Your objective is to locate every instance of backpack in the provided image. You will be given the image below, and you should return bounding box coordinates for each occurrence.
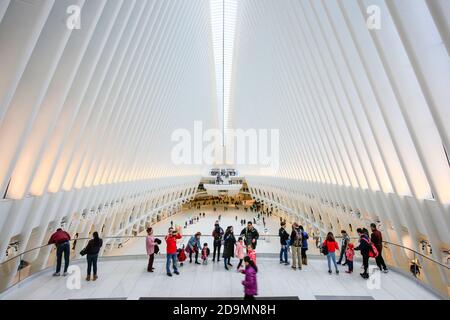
[362,237,378,258]
[321,241,329,255]
[293,229,302,247]
[154,244,160,254]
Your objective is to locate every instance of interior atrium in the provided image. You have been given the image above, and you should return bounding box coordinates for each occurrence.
[0,0,449,301]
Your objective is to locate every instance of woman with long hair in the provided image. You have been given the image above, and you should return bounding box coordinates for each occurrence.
[84,231,103,281]
[146,227,156,272]
[222,226,236,270]
[323,232,339,275]
[241,256,258,300]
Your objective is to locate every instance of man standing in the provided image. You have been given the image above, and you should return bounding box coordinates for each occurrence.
[212,221,224,262]
[278,222,290,265]
[165,227,182,276]
[337,230,350,265]
[290,223,302,270]
[370,223,388,273]
[240,221,259,249]
[48,228,71,276]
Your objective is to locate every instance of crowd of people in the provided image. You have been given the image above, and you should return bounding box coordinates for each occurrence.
[46,208,389,299]
[278,221,389,279]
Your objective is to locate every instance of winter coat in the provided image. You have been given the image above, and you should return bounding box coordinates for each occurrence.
[212,226,224,244]
[235,241,246,259]
[323,240,339,253]
[165,233,181,254]
[188,236,201,252]
[222,233,236,258]
[355,234,371,257]
[146,235,155,255]
[85,238,103,255]
[346,244,355,261]
[279,227,289,245]
[290,228,303,247]
[301,231,309,249]
[240,227,259,249]
[242,265,258,296]
[370,230,383,253]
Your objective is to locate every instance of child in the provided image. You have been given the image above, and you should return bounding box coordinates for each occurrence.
[345,243,354,273]
[235,237,246,270]
[201,243,210,265]
[247,245,256,264]
[241,256,258,300]
[177,244,187,267]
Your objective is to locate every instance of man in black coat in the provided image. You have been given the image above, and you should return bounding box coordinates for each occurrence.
[240,222,259,249]
[279,222,290,265]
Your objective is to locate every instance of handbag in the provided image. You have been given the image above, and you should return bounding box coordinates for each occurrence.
[321,241,328,255]
[80,248,87,256]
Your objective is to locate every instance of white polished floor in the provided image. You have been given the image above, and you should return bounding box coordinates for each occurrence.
[1,256,438,300]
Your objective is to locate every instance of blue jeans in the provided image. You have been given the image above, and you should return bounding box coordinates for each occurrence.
[166,253,178,274]
[280,245,288,263]
[87,254,98,276]
[327,252,339,272]
[56,242,70,273]
[223,257,231,267]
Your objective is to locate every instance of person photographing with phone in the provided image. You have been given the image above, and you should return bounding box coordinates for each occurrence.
[165,227,182,277]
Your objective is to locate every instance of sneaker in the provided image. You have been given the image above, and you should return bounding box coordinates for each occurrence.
[383,269,389,273]
[337,262,341,265]
[228,263,233,267]
[195,262,201,265]
[62,272,68,277]
[174,271,180,275]
[291,266,297,270]
[284,262,290,266]
[336,270,339,275]
[52,272,60,277]
[86,276,90,281]
[279,261,284,264]
[298,267,302,270]
[328,270,332,274]
[167,273,173,277]
[225,266,229,270]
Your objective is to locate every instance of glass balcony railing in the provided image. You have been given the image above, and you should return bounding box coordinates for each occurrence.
[1,234,448,298]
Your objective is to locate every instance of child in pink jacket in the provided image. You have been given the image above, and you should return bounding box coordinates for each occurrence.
[345,243,355,273]
[235,237,246,270]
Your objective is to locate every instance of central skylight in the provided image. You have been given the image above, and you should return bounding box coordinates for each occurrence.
[210,0,237,145]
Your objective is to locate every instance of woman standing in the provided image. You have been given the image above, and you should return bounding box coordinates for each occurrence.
[223,226,236,270]
[84,232,103,281]
[146,227,156,272]
[323,232,339,275]
[241,256,258,300]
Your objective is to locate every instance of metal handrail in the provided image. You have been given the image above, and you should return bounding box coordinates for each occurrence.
[2,234,448,270]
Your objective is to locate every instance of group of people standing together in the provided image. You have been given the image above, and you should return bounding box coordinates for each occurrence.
[279,221,389,279]
[145,219,260,299]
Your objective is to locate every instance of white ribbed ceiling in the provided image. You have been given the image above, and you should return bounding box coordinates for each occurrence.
[0,0,449,297]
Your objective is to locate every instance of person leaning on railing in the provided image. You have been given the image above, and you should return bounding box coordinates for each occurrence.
[48,228,71,277]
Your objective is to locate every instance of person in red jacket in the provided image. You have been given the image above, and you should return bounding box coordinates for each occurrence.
[48,228,71,276]
[323,232,340,275]
[165,227,182,276]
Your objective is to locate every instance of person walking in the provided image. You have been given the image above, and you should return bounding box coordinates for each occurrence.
[279,222,290,265]
[240,221,259,249]
[223,226,236,270]
[323,232,339,275]
[235,237,246,270]
[370,223,388,273]
[355,228,371,279]
[146,227,156,272]
[290,223,302,270]
[165,227,182,277]
[48,228,71,276]
[241,256,258,300]
[187,232,201,264]
[212,221,224,262]
[83,232,103,281]
[299,225,309,265]
[337,230,350,265]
